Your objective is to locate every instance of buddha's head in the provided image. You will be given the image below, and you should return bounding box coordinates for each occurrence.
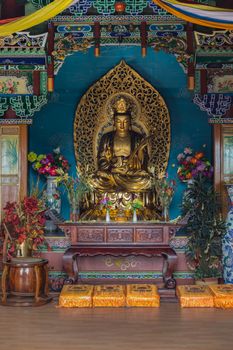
[114,98,131,136]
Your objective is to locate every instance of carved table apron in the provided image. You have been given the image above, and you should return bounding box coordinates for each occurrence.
[60,222,181,289]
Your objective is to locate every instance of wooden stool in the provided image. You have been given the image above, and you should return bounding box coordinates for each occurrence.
[1,258,52,306]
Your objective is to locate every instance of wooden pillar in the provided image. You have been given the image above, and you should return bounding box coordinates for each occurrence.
[186,22,195,90]
[216,0,233,9]
[140,21,147,57]
[47,22,55,92]
[1,0,24,19]
[200,70,208,95]
[94,22,101,57]
[33,71,40,96]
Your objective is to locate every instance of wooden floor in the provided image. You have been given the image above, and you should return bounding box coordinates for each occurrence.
[1,300,233,350]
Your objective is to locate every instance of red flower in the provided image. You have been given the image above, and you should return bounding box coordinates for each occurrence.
[23,197,39,214]
[2,196,46,256]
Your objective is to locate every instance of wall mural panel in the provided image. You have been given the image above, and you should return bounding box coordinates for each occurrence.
[0,75,33,95]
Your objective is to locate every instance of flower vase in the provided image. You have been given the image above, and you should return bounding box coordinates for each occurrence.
[70,201,80,222]
[46,176,61,214]
[132,209,137,223]
[106,209,111,223]
[16,239,32,258]
[163,205,170,222]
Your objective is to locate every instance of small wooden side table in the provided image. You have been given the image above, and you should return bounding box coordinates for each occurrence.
[1,258,52,306]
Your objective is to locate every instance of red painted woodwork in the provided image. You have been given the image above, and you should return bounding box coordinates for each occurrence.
[47,22,55,92]
[1,0,24,19]
[63,244,177,289]
[0,125,28,222]
[200,69,208,95]
[61,223,180,289]
[33,71,41,96]
[216,0,233,9]
[140,21,147,56]
[94,22,101,56]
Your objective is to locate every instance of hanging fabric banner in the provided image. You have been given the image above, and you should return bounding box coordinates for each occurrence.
[0,0,78,37]
[152,0,233,30]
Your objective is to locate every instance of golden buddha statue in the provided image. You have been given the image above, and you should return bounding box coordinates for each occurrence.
[90,98,152,192]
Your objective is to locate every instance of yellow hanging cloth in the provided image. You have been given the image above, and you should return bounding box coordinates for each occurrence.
[152,0,233,30]
[0,0,75,37]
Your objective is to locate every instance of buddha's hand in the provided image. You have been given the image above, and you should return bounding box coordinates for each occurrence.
[127,155,141,171]
[105,145,112,161]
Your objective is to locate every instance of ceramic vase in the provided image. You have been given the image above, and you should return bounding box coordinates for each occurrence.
[163,205,170,222]
[223,184,233,283]
[16,239,32,258]
[106,209,111,223]
[132,209,137,222]
[70,200,80,222]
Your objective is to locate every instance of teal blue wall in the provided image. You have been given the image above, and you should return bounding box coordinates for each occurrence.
[29,46,212,219]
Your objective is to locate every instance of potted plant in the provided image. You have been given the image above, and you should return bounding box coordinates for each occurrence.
[2,196,47,258]
[181,174,226,284]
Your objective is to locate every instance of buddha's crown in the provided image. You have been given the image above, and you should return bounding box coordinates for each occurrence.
[115,97,128,114]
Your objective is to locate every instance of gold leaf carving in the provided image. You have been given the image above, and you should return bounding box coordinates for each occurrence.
[74,60,170,178]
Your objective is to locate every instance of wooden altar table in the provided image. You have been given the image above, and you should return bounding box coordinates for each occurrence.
[61,222,180,291]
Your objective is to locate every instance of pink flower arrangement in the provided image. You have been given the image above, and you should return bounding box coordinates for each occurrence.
[28,148,69,176]
[177,147,213,181]
[99,197,113,210]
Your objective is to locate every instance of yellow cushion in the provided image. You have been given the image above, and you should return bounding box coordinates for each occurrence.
[59,285,93,308]
[126,284,160,307]
[177,285,214,308]
[209,284,233,309]
[93,285,126,307]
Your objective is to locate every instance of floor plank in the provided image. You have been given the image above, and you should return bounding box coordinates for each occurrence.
[0,301,233,350]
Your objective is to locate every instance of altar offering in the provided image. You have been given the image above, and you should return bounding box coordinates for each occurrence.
[176,285,214,308]
[93,285,126,307]
[126,284,160,307]
[59,285,94,308]
[208,284,233,309]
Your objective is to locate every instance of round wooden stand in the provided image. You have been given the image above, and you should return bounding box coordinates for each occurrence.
[1,258,52,306]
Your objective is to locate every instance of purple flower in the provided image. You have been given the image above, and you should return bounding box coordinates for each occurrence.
[46,154,54,162]
[191,169,198,176]
[196,162,206,172]
[41,158,49,165]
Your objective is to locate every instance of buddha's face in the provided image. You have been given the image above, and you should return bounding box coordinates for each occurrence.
[115,114,130,136]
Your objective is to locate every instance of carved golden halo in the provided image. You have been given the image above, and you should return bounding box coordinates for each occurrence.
[74,60,170,178]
